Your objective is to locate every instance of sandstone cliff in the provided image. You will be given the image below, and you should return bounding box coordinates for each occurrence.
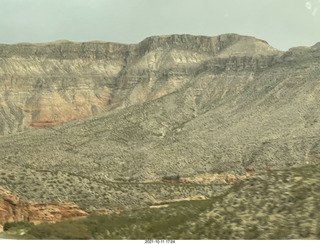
[0,186,87,231]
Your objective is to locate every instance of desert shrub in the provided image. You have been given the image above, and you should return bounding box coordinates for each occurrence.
[162,175,180,182]
[25,221,90,240]
[3,221,34,231]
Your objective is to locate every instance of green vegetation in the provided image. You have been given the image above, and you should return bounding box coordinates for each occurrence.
[3,221,34,232]
[2,163,320,240]
[16,199,215,240]
[0,165,231,211]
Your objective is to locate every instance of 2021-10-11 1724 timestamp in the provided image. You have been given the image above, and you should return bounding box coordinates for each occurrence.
[145,240,175,243]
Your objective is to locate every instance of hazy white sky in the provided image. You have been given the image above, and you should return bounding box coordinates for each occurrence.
[0,0,320,50]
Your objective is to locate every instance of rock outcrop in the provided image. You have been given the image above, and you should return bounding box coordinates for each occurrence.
[0,186,87,231]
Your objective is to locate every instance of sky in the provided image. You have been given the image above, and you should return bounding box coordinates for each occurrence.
[0,0,320,51]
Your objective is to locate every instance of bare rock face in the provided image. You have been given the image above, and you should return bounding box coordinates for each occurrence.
[0,41,129,133]
[26,202,88,225]
[0,34,281,135]
[0,186,87,231]
[0,186,25,230]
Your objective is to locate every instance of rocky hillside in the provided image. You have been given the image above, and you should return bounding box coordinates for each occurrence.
[3,163,320,240]
[0,34,279,134]
[0,34,320,214]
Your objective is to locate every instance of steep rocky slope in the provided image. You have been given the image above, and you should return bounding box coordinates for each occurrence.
[0,34,320,213]
[0,34,279,135]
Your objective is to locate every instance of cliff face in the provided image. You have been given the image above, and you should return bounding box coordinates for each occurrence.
[0,34,281,135]
[0,186,87,231]
[0,41,131,132]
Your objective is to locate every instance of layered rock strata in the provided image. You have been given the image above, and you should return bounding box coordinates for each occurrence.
[0,34,281,135]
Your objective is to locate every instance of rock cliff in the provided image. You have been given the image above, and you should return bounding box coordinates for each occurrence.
[0,34,280,135]
[0,186,87,231]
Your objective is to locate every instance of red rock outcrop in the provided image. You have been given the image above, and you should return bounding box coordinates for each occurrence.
[0,186,87,231]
